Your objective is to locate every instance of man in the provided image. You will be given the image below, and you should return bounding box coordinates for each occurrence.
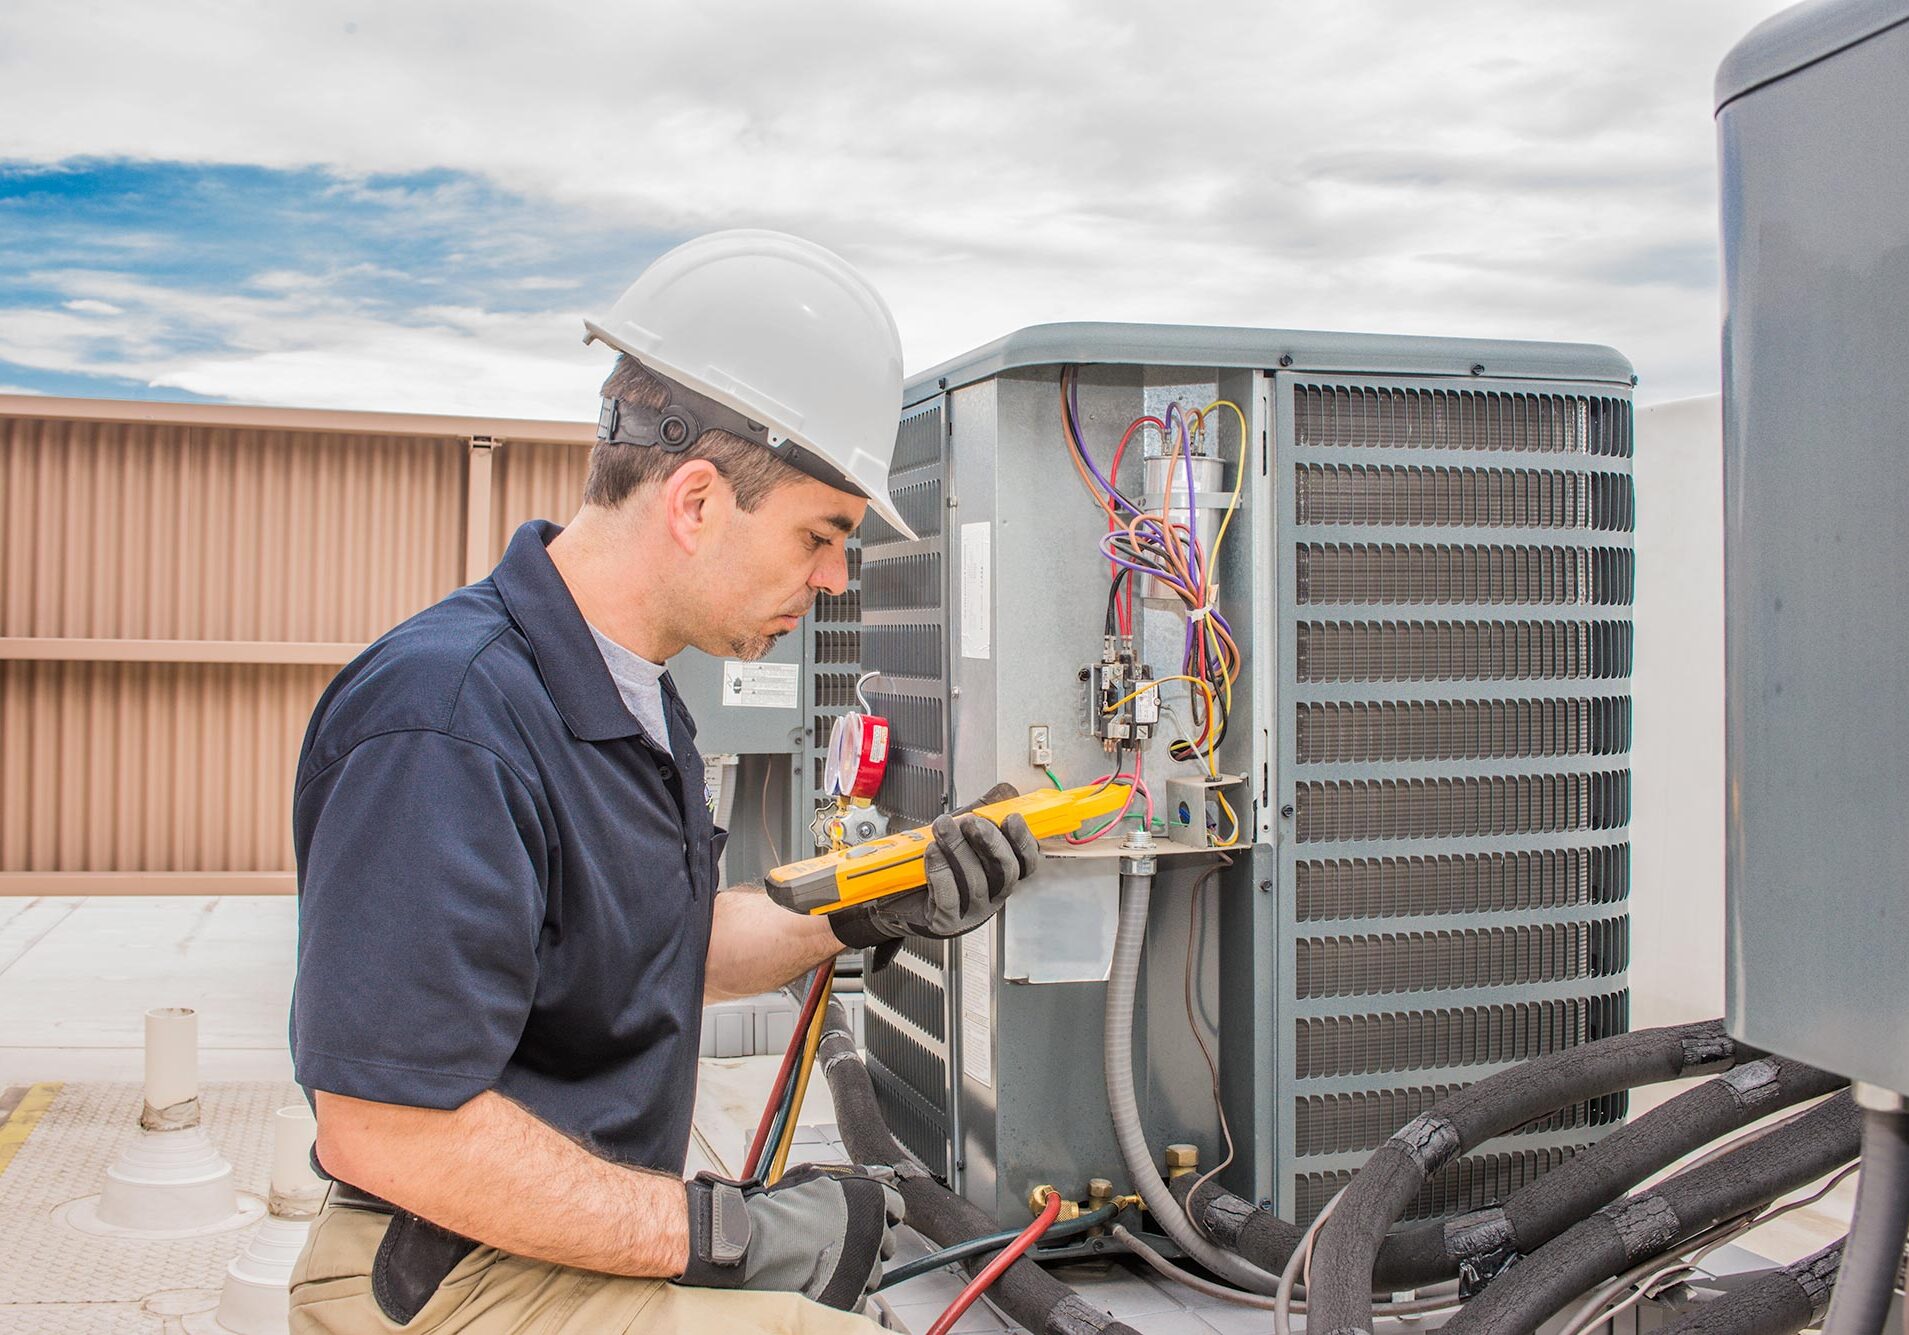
[287,231,1041,1333]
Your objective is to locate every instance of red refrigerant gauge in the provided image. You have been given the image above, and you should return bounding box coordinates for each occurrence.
[824,711,890,802]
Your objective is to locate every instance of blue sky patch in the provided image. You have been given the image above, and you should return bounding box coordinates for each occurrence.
[0,159,681,404]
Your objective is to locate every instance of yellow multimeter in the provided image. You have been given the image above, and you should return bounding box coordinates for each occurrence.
[766,783,1131,915]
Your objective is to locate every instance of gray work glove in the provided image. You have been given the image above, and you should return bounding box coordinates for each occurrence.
[677,1164,904,1310]
[831,782,1042,948]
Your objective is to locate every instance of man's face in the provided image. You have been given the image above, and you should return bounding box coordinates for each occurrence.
[686,475,865,661]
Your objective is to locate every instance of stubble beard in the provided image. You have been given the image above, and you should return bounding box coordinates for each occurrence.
[728,630,785,661]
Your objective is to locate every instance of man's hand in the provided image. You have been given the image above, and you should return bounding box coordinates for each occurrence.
[677,1165,904,1310]
[831,782,1041,947]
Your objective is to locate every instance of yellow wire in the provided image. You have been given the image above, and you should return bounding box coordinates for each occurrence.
[1196,398,1249,717]
[768,967,832,1184]
[1102,674,1220,775]
[1213,790,1241,847]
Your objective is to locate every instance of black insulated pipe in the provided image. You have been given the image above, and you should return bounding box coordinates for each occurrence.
[1175,1055,1843,1290]
[814,1000,1144,1335]
[1437,1091,1861,1335]
[1306,1018,1749,1334]
[1654,1239,1844,1335]
[1822,1099,1909,1335]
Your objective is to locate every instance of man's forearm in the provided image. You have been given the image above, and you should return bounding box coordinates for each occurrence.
[704,885,852,1002]
[315,1088,688,1277]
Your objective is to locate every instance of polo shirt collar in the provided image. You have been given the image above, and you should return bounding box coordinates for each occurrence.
[492,520,646,744]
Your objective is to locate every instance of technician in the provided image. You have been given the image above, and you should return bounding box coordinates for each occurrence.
[287,231,1041,1333]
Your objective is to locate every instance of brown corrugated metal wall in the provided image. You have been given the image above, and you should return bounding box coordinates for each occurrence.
[0,396,596,894]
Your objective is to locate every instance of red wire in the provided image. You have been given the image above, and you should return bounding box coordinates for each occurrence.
[742,963,832,1179]
[926,1190,1065,1335]
[1106,417,1159,637]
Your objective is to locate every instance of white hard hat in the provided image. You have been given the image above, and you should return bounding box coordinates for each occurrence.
[583,230,915,541]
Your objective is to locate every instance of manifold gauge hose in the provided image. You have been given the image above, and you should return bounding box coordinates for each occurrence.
[824,710,890,802]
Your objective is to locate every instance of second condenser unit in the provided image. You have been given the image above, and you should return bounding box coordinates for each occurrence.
[846,324,1635,1228]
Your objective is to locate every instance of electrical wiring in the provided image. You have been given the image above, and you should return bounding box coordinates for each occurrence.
[926,1188,1065,1335]
[1066,753,1151,845]
[1182,856,1236,1231]
[1042,766,1063,791]
[1060,367,1247,779]
[1102,674,1221,773]
[1113,1225,1464,1318]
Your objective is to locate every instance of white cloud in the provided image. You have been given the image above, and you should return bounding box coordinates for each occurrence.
[0,268,601,417]
[0,0,1792,405]
[61,298,124,315]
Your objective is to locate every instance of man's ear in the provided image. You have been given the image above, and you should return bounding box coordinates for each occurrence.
[660,459,724,554]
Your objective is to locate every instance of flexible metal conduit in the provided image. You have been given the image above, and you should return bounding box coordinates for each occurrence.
[1822,1094,1909,1335]
[1305,1017,1752,1334]
[1175,1055,1843,1290]
[1439,1092,1861,1335]
[814,1000,1144,1335]
[1104,854,1284,1294]
[1653,1240,1844,1335]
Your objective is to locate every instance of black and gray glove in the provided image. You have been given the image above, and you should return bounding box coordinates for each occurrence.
[677,1164,904,1310]
[831,783,1041,948]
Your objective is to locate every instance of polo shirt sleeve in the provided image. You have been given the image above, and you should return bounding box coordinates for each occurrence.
[292,728,547,1110]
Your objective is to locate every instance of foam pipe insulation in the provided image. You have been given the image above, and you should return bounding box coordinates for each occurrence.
[1438,1092,1860,1335]
[1176,1055,1844,1291]
[1654,1240,1844,1335]
[1304,1017,1754,1334]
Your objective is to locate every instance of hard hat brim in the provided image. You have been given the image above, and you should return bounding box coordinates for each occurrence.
[584,318,918,542]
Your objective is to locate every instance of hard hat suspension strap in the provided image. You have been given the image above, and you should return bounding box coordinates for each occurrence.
[598,364,871,504]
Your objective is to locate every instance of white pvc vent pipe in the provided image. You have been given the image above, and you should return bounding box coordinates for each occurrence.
[269,1104,323,1219]
[142,1006,201,1131]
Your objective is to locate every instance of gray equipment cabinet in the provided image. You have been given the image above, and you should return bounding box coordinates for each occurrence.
[855,323,1637,1227]
[1718,0,1909,1091]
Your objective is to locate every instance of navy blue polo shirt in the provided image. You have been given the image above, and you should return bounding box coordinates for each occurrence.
[290,520,724,1174]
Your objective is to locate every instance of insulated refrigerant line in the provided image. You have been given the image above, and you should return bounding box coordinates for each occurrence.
[1174,1054,1846,1290]
[1303,1017,1756,1333]
[1438,1092,1860,1335]
[1103,852,1284,1294]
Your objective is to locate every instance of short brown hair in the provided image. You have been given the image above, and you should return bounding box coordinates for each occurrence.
[583,355,807,510]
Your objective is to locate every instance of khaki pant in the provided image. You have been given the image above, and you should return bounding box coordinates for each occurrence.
[289,1201,883,1334]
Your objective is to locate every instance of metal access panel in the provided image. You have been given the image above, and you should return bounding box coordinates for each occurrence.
[1242,374,1636,1222]
[1718,1,1909,1090]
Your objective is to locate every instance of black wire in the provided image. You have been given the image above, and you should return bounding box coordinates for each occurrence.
[1104,567,1130,638]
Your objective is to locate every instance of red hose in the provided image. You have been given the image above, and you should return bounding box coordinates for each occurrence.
[926,1188,1065,1335]
[742,963,832,1179]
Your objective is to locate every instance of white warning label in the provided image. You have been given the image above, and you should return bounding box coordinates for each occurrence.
[960,521,992,661]
[720,660,800,709]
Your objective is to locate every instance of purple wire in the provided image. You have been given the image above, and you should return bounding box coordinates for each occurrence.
[1067,370,1175,552]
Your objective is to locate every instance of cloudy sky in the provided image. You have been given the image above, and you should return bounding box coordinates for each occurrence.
[0,1,1788,417]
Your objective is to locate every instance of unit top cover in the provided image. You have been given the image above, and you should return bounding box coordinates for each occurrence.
[903,321,1634,406]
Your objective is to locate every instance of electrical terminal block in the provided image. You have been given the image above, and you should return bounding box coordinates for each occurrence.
[1084,637,1157,749]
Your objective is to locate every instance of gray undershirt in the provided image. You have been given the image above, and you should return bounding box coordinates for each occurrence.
[586,622,670,747]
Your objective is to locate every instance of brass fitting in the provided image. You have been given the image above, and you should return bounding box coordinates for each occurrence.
[1114,1194,1145,1212]
[1164,1144,1200,1179]
[1026,1185,1080,1222]
[1086,1177,1114,1208]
